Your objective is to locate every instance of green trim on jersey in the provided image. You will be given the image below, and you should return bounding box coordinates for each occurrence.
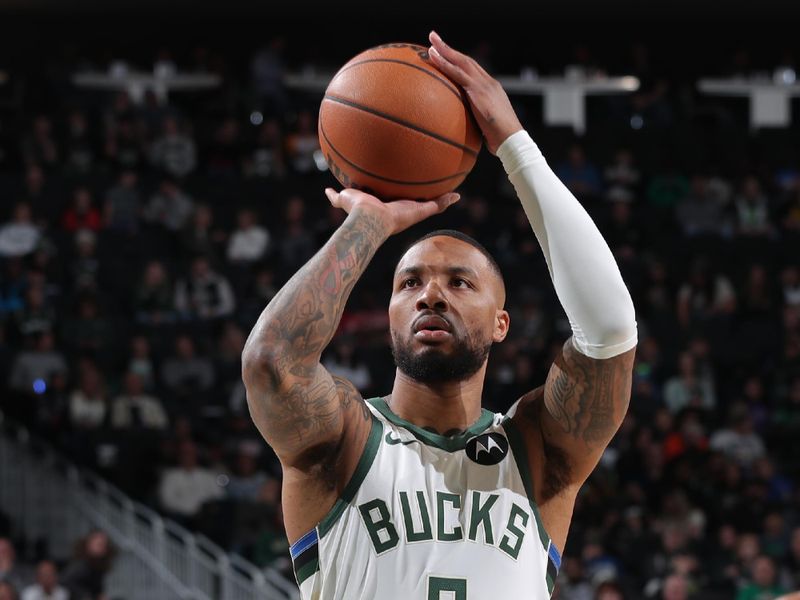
[368,397,494,451]
[296,558,319,585]
[318,415,384,538]
[501,418,551,552]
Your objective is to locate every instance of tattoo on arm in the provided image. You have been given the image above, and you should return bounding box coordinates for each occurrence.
[242,210,386,456]
[543,338,634,450]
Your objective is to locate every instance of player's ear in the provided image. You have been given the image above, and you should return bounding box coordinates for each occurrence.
[493,309,510,343]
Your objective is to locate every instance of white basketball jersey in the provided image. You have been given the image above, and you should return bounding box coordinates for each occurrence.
[289,397,561,600]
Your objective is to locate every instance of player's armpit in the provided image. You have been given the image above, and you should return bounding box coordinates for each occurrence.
[521,338,635,496]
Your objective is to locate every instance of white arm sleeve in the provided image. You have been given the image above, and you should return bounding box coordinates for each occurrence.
[497,130,637,359]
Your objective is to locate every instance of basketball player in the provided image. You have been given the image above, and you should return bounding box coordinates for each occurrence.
[242,31,637,599]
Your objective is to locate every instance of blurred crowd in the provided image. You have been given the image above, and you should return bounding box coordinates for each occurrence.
[0,529,116,600]
[0,36,799,600]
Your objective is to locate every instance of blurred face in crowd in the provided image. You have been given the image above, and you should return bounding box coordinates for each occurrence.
[752,556,776,587]
[389,236,508,384]
[124,371,144,395]
[191,257,210,279]
[791,528,800,558]
[0,538,15,567]
[0,581,17,600]
[175,336,195,359]
[178,441,198,469]
[36,561,58,592]
[86,530,110,557]
[662,574,688,600]
[144,261,167,287]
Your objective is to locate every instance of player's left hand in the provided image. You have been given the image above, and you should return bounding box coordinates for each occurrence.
[427,30,523,155]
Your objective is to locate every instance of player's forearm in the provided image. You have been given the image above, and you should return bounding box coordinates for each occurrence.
[242,207,390,383]
[497,131,637,359]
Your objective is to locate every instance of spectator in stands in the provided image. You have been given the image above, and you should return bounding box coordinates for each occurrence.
[60,530,116,600]
[21,560,68,600]
[68,361,108,430]
[676,257,737,330]
[134,260,176,325]
[322,336,372,393]
[780,266,800,307]
[20,116,59,169]
[158,440,224,524]
[710,404,767,469]
[675,174,733,238]
[734,176,773,238]
[143,179,194,232]
[205,117,243,177]
[103,170,141,234]
[243,118,286,180]
[67,229,101,294]
[110,371,168,430]
[555,143,603,200]
[126,335,156,391]
[174,256,235,320]
[0,538,27,593]
[603,148,641,203]
[178,203,226,267]
[60,188,102,234]
[148,116,196,178]
[62,110,95,175]
[0,203,40,258]
[284,110,320,174]
[275,195,315,279]
[59,295,113,361]
[12,283,56,340]
[250,37,289,118]
[226,207,270,265]
[160,334,216,401]
[226,444,269,501]
[662,351,716,413]
[8,332,68,396]
[736,555,785,600]
[103,118,144,171]
[557,556,593,600]
[784,528,800,590]
[661,573,690,600]
[594,580,626,600]
[0,581,18,600]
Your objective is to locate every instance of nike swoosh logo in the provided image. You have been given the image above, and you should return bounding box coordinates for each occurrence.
[385,432,418,446]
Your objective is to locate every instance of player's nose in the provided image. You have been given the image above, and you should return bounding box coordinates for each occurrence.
[415,280,448,312]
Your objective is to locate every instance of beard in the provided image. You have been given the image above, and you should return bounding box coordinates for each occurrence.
[391,329,492,384]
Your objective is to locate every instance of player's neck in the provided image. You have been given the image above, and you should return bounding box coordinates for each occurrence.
[387,366,486,435]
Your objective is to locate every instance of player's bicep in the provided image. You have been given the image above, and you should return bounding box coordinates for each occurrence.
[244,362,368,468]
[540,338,635,485]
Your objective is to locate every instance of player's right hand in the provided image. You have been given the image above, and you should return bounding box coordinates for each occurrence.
[325,188,460,236]
[428,30,523,155]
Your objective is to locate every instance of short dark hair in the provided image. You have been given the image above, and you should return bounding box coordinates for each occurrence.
[403,229,505,289]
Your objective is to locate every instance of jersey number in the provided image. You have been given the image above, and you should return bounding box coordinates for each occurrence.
[427,576,467,600]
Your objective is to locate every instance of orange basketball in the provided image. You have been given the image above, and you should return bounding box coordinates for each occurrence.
[318,43,482,200]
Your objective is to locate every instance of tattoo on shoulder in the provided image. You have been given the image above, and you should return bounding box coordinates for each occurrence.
[543,339,634,449]
[332,375,371,422]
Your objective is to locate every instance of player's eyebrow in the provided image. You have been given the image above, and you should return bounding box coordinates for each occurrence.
[395,265,479,280]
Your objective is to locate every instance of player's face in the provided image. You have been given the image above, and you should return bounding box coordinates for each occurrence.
[389,237,509,384]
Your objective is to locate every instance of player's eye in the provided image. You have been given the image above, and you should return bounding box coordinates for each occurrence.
[452,277,470,288]
[401,278,419,288]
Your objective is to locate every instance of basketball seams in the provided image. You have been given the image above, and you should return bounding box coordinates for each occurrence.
[322,95,479,157]
[334,58,463,104]
[319,122,470,187]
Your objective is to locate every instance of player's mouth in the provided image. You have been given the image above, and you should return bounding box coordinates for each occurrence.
[413,314,453,341]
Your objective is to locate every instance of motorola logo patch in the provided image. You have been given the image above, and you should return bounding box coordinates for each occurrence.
[465,432,509,465]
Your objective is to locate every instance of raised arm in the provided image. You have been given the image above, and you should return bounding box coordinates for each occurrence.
[241,188,459,469]
[429,32,637,499]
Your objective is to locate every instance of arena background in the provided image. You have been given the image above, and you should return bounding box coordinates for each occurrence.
[0,2,799,599]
